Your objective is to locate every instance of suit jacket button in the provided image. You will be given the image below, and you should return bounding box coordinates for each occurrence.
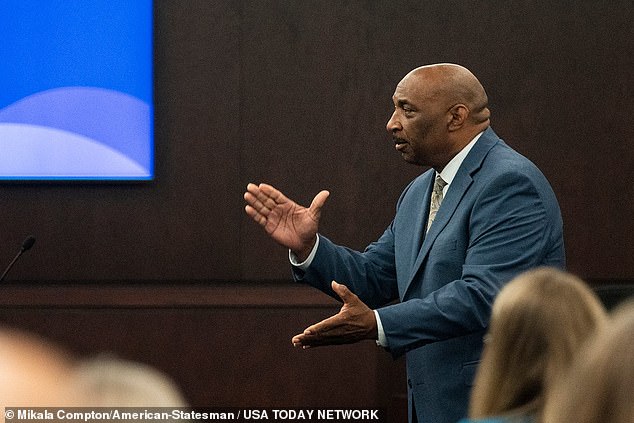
[407,379,413,388]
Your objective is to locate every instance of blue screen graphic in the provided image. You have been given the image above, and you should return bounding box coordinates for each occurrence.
[0,1,153,180]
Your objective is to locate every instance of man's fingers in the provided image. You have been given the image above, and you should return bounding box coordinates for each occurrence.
[291,319,335,347]
[247,183,329,219]
[291,334,303,347]
[292,332,316,349]
[292,328,347,348]
[244,205,267,226]
[258,183,291,208]
[310,190,330,214]
[244,185,270,212]
[291,332,322,349]
[298,314,346,343]
[246,183,282,212]
[244,192,272,216]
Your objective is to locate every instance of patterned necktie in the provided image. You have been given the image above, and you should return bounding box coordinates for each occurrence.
[427,175,447,232]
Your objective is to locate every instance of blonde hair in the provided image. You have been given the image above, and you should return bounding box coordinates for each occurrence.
[72,354,188,407]
[469,267,607,418]
[542,300,634,423]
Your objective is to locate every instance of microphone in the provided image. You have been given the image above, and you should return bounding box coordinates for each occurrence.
[0,235,36,282]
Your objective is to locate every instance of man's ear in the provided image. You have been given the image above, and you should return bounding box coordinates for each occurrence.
[447,104,469,131]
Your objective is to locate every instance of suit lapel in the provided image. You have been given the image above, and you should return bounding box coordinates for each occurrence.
[403,128,500,298]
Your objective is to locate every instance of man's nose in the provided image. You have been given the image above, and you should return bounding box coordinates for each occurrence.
[386,111,401,133]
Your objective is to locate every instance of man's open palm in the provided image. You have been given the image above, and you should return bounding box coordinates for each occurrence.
[244,183,329,260]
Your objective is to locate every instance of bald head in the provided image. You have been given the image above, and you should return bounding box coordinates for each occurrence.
[387,64,491,169]
[406,64,490,126]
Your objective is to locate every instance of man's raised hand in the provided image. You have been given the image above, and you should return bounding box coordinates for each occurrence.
[244,183,329,261]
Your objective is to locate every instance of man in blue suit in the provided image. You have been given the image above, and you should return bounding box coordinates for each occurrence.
[244,64,565,423]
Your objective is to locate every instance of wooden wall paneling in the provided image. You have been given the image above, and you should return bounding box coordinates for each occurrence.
[0,282,402,411]
[0,1,631,282]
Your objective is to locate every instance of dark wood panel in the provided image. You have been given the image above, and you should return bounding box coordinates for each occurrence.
[0,282,405,413]
[0,281,339,308]
[2,2,630,421]
[0,308,388,407]
[238,0,634,280]
[1,279,629,415]
[0,0,631,283]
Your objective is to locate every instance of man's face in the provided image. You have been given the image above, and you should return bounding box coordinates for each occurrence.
[386,73,450,168]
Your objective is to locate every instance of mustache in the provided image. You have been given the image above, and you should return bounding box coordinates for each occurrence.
[393,137,408,144]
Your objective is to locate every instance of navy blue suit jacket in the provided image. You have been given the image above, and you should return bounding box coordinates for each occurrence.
[293,128,565,423]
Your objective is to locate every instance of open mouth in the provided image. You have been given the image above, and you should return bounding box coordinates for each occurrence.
[394,138,408,151]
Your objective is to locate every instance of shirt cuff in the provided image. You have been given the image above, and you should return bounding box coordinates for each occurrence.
[374,310,388,347]
[288,235,320,271]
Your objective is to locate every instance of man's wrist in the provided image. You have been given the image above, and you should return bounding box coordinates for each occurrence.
[374,310,388,347]
[294,239,316,263]
[289,235,320,270]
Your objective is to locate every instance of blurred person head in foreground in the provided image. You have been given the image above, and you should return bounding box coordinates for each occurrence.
[542,299,634,423]
[464,267,607,423]
[72,353,188,407]
[0,327,78,409]
[0,326,187,414]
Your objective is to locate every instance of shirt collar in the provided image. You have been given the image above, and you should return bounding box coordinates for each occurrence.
[437,131,484,189]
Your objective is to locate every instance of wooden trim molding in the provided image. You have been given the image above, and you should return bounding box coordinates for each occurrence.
[0,279,630,309]
[0,281,341,308]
